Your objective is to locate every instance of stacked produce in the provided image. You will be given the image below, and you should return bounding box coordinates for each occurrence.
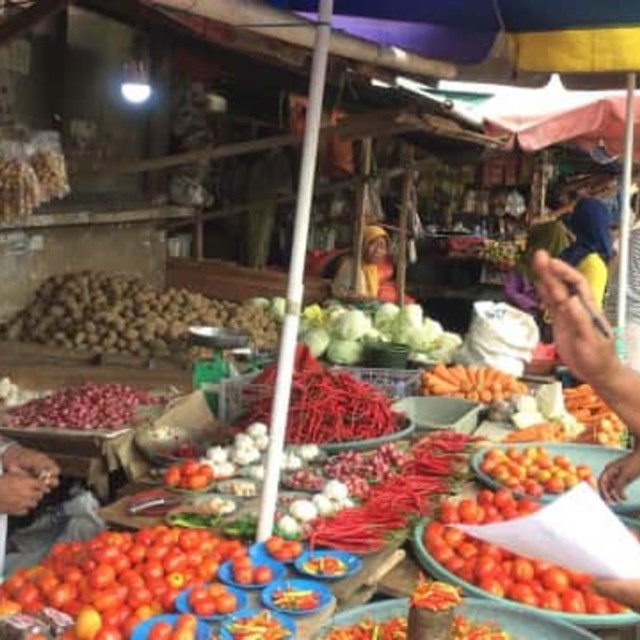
[3,271,279,355]
[0,158,41,220]
[309,432,476,553]
[423,490,627,615]
[2,383,162,431]
[422,364,528,403]
[237,355,402,445]
[31,149,70,203]
[298,302,462,365]
[0,527,247,638]
[478,446,596,497]
[564,384,627,447]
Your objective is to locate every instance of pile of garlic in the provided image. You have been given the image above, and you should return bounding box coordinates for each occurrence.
[0,377,38,408]
[277,479,352,539]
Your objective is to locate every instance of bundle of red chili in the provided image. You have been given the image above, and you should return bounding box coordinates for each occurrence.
[272,585,320,611]
[411,580,461,611]
[322,617,407,640]
[402,432,479,478]
[238,348,400,444]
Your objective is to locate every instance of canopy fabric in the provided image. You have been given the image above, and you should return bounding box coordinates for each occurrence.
[478,91,640,159]
[268,1,640,72]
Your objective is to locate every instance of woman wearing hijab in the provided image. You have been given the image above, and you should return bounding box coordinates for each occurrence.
[332,225,409,302]
[504,221,570,314]
[559,198,613,308]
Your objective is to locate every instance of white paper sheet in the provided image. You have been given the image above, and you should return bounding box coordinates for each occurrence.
[456,483,640,579]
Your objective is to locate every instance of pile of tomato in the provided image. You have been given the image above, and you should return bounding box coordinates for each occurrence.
[264,536,303,563]
[424,489,627,615]
[0,527,247,639]
[163,460,216,491]
[229,557,274,586]
[479,447,596,497]
[186,584,238,618]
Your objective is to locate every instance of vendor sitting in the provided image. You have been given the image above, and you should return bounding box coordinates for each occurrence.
[331,225,411,303]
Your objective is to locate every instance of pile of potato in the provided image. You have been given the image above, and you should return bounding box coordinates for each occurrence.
[3,271,279,356]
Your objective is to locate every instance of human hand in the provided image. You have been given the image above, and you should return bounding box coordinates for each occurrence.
[593,578,640,612]
[0,473,47,515]
[2,446,60,491]
[598,450,640,503]
[532,250,618,384]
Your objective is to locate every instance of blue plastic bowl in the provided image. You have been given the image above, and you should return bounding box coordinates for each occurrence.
[131,615,210,640]
[294,550,362,581]
[219,607,296,640]
[174,584,248,620]
[261,578,334,616]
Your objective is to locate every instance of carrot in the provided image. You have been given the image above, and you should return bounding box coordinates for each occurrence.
[503,422,565,443]
[432,364,459,386]
[479,389,493,404]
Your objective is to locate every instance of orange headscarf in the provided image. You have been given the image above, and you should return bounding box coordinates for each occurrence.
[361,226,389,297]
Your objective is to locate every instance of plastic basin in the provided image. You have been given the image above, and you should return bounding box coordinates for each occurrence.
[393,396,482,434]
[314,597,599,639]
[470,442,640,513]
[411,517,640,629]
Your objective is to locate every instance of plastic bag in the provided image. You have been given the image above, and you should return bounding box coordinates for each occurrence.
[30,130,70,203]
[4,486,105,575]
[457,301,539,377]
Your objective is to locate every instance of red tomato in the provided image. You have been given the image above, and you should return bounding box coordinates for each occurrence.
[478,578,505,598]
[16,584,40,610]
[215,592,237,615]
[539,591,563,611]
[585,593,611,615]
[193,597,217,617]
[148,622,173,640]
[143,561,165,582]
[493,489,515,511]
[508,583,538,607]
[541,568,570,594]
[128,545,147,565]
[163,552,188,575]
[440,502,460,525]
[89,565,116,591]
[252,566,273,585]
[187,473,210,491]
[181,461,200,477]
[443,556,466,575]
[48,583,78,610]
[562,590,587,614]
[475,555,498,581]
[147,545,170,563]
[458,500,482,524]
[128,588,153,610]
[179,531,201,552]
[94,627,123,640]
[511,559,534,583]
[458,542,478,560]
[477,490,495,507]
[443,528,464,549]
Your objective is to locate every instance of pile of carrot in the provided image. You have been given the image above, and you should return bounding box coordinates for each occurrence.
[421,364,528,403]
[502,421,565,443]
[564,384,627,447]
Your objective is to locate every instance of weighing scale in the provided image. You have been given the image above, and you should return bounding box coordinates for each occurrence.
[189,327,271,415]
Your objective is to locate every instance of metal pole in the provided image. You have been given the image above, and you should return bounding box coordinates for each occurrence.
[351,138,373,293]
[257,0,333,542]
[615,72,636,361]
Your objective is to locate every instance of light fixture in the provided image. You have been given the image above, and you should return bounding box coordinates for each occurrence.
[121,59,151,104]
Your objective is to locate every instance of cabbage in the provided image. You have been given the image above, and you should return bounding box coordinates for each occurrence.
[270,297,286,322]
[426,332,463,363]
[302,304,326,328]
[326,339,364,365]
[374,303,400,333]
[391,304,424,343]
[332,310,372,341]
[302,328,331,358]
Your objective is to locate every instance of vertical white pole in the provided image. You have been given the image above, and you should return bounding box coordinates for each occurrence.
[615,72,636,360]
[257,0,334,542]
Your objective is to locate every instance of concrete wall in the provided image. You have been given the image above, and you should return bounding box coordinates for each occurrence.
[0,223,166,322]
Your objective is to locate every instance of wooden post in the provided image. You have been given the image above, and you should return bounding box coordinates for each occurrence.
[351,138,373,293]
[397,144,414,305]
[195,208,204,260]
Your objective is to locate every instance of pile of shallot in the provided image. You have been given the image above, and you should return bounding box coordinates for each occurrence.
[3,383,162,431]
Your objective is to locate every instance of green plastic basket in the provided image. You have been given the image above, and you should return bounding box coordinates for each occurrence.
[392,396,482,434]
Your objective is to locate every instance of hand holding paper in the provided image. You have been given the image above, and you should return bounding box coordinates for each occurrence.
[456,483,640,580]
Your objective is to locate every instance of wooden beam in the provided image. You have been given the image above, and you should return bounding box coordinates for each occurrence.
[351,138,373,293]
[397,144,415,305]
[0,0,70,45]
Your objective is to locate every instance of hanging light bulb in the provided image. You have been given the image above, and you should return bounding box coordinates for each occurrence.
[121,37,152,105]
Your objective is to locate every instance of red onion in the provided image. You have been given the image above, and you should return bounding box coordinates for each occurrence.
[3,383,163,431]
